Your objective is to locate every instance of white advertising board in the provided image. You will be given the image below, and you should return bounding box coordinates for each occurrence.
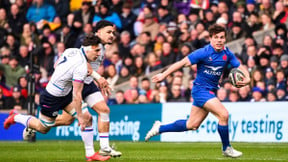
[161,102,288,142]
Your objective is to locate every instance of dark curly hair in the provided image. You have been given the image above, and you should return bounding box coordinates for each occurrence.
[82,34,101,46]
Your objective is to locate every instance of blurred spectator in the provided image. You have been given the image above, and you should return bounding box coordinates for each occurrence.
[251,69,264,88]
[226,22,246,42]
[157,6,173,24]
[120,3,137,39]
[276,87,287,101]
[272,1,287,25]
[115,66,131,85]
[7,4,27,34]
[136,31,153,54]
[72,0,94,36]
[238,86,252,101]
[261,13,275,31]
[93,2,122,30]
[46,0,70,24]
[267,91,277,101]
[259,0,274,17]
[246,12,261,35]
[131,56,145,77]
[106,64,118,90]
[26,0,56,23]
[0,8,9,30]
[17,76,28,98]
[160,42,176,67]
[53,42,65,65]
[251,87,266,102]
[167,84,186,102]
[280,55,288,77]
[114,90,126,104]
[176,42,192,61]
[17,45,29,67]
[141,12,159,41]
[276,70,286,90]
[5,33,19,56]
[229,91,239,102]
[0,56,25,87]
[118,31,132,59]
[4,86,26,109]
[38,42,55,76]
[217,87,229,102]
[145,52,162,74]
[140,77,152,101]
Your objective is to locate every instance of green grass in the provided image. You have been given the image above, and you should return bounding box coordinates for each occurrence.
[0,141,287,162]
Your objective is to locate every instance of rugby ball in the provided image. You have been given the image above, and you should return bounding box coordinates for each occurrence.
[228,68,245,88]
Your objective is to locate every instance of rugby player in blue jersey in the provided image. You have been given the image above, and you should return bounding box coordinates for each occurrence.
[145,24,250,158]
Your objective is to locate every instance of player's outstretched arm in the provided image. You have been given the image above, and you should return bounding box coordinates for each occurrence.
[152,57,191,83]
[236,64,251,86]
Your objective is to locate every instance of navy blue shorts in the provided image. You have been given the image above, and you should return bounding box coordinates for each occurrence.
[192,86,216,108]
[40,90,73,118]
[82,81,100,98]
[40,82,100,118]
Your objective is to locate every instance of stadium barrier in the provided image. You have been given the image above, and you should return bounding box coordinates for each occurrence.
[0,102,287,142]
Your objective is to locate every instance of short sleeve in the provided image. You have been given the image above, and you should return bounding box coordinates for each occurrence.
[72,63,87,83]
[227,48,240,68]
[187,48,206,65]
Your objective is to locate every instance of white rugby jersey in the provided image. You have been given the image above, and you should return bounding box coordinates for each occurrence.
[46,48,88,96]
[84,44,105,84]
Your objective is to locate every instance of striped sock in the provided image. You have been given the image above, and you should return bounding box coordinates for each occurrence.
[14,114,33,127]
[99,132,109,149]
[81,126,95,157]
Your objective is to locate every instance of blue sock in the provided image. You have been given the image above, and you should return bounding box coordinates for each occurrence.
[159,120,188,133]
[218,124,231,151]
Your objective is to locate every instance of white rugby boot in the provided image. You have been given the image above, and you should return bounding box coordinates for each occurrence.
[222,146,243,158]
[99,146,122,157]
[145,121,161,142]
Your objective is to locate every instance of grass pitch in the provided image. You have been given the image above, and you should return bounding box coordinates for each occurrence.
[0,141,287,162]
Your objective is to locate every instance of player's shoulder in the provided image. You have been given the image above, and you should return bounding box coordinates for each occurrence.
[223,46,234,55]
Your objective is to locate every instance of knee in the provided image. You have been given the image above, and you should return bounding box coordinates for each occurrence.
[218,111,229,122]
[96,104,110,114]
[83,111,93,125]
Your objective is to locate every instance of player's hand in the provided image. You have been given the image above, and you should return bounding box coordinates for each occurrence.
[101,85,112,96]
[77,114,87,131]
[96,77,109,88]
[236,75,250,87]
[152,73,165,83]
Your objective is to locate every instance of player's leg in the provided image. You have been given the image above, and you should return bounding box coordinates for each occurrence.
[85,92,121,157]
[4,111,52,134]
[203,97,242,158]
[145,105,208,141]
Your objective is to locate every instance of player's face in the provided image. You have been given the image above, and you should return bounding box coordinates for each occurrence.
[87,45,101,62]
[96,26,116,44]
[210,31,226,52]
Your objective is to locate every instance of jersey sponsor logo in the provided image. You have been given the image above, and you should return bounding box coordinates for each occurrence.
[204,65,222,71]
[204,65,222,76]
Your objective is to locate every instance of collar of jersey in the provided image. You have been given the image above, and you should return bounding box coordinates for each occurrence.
[81,47,88,61]
[209,43,224,53]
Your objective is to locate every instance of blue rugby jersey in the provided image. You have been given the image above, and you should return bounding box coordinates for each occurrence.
[188,44,240,90]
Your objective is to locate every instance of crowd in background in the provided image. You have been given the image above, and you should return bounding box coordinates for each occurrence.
[0,0,288,110]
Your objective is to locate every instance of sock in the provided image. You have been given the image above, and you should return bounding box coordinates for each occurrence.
[218,124,231,151]
[159,119,188,133]
[99,132,109,149]
[14,114,33,127]
[80,126,95,157]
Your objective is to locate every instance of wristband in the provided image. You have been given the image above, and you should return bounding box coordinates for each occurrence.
[91,71,102,80]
